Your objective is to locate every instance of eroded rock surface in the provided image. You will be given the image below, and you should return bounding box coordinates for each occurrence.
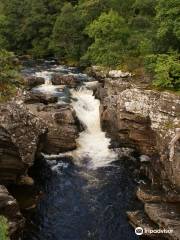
[93,69,180,239]
[0,102,47,183]
[24,76,45,88]
[26,103,82,154]
[51,74,81,87]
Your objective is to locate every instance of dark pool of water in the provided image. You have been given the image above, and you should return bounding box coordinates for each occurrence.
[23,157,139,240]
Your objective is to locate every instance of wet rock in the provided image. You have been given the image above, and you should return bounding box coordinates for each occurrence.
[26,104,82,154]
[17,175,34,186]
[24,91,58,104]
[0,185,25,238]
[137,186,180,204]
[24,76,45,88]
[145,203,180,240]
[127,210,158,237]
[51,74,81,87]
[0,102,47,183]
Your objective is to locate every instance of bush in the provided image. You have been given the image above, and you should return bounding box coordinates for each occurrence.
[0,216,9,240]
[145,53,180,90]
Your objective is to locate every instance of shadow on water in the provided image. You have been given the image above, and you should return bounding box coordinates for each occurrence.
[23,157,139,240]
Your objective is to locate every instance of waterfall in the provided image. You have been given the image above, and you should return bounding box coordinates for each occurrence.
[33,67,117,169]
[71,87,117,169]
[34,70,60,94]
[35,71,53,85]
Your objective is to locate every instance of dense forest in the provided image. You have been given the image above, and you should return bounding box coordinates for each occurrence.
[0,0,180,100]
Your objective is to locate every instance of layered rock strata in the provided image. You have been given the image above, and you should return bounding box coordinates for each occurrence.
[93,70,180,239]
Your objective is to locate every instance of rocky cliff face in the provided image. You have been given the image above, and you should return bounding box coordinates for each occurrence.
[0,101,47,238]
[0,102,47,184]
[0,91,82,237]
[94,72,180,239]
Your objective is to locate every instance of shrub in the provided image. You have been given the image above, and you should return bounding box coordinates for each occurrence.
[144,53,180,90]
[0,216,9,240]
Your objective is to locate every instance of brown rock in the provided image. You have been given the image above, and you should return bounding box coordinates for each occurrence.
[24,91,58,104]
[26,104,82,154]
[24,76,45,88]
[51,74,81,87]
[145,203,180,240]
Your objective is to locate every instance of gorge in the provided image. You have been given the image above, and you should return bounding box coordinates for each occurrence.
[0,60,180,240]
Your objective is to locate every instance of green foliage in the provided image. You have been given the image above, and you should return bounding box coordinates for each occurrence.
[0,15,9,49]
[50,3,86,62]
[0,216,9,240]
[0,0,179,91]
[84,11,130,67]
[156,0,180,52]
[0,49,22,101]
[145,54,180,90]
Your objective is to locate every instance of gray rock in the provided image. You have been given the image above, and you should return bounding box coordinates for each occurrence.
[0,102,47,183]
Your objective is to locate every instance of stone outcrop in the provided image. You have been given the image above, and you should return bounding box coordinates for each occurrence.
[0,102,47,184]
[24,76,45,88]
[26,103,82,154]
[97,77,180,190]
[51,74,81,87]
[24,91,58,104]
[0,185,25,238]
[93,69,180,239]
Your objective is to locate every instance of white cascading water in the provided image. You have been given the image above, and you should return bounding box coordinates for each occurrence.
[34,70,60,94]
[33,68,117,169]
[71,87,117,169]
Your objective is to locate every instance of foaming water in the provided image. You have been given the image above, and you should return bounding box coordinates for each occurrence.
[33,70,61,94]
[22,63,139,240]
[71,87,117,169]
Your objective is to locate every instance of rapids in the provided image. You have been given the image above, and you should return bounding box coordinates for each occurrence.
[22,62,139,240]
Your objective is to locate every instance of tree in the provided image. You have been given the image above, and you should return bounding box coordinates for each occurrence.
[0,15,9,49]
[0,50,22,101]
[84,10,130,67]
[50,3,86,63]
[156,0,180,52]
[152,54,180,90]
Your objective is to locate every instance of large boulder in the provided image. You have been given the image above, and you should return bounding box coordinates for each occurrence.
[24,76,45,88]
[51,74,81,87]
[0,102,47,183]
[26,103,82,154]
[24,91,58,104]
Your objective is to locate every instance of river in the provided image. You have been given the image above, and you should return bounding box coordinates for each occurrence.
[22,61,139,240]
